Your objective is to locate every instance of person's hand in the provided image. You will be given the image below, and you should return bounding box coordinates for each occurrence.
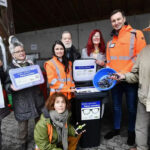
[108,73,125,81]
[70,88,76,93]
[74,122,86,135]
[0,60,3,67]
[117,73,125,80]
[95,60,105,66]
[10,84,18,91]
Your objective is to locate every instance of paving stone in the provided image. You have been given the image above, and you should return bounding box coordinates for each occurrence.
[98,144,107,149]
[1,109,132,150]
[107,141,118,147]
[114,147,122,150]
[1,112,35,150]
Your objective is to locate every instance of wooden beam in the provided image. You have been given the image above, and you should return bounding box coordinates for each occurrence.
[7,0,15,35]
[81,0,91,20]
[12,1,39,30]
[52,0,69,25]
[66,0,79,22]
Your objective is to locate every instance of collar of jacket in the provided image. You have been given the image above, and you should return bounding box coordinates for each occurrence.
[42,107,50,118]
[53,56,63,63]
[66,45,76,52]
[110,22,131,37]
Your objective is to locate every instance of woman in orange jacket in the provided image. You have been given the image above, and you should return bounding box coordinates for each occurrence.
[44,40,75,100]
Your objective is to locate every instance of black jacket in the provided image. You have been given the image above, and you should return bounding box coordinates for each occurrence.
[0,66,5,83]
[5,63,45,121]
[0,66,10,120]
[66,45,81,62]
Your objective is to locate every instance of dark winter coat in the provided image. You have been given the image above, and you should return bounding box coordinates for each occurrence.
[5,63,45,121]
[66,45,81,62]
[0,66,10,120]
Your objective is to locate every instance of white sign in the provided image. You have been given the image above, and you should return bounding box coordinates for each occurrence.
[0,80,5,108]
[9,65,44,90]
[73,59,96,82]
[0,0,7,7]
[31,44,37,50]
[81,101,100,120]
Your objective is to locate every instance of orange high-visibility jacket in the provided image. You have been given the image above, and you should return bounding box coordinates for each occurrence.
[44,56,75,100]
[106,25,146,73]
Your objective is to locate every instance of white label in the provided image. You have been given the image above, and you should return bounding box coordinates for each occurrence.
[73,59,96,82]
[31,44,37,50]
[0,80,5,108]
[0,0,7,7]
[81,101,100,120]
[15,73,40,86]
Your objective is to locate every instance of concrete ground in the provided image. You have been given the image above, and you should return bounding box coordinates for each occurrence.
[1,112,35,150]
[78,103,134,150]
[1,104,134,150]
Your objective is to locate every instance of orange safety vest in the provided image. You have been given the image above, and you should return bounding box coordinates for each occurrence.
[106,25,146,73]
[44,56,75,100]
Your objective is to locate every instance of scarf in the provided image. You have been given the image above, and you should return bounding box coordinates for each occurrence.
[12,58,33,68]
[49,110,69,150]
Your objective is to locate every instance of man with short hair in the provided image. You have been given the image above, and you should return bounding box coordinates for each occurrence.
[61,31,81,126]
[104,9,146,146]
[61,31,81,62]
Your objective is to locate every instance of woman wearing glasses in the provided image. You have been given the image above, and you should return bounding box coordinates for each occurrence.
[81,29,106,69]
[5,41,44,150]
[81,29,107,104]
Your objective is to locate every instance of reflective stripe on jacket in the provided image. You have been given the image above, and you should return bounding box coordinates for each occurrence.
[106,25,146,73]
[44,56,75,100]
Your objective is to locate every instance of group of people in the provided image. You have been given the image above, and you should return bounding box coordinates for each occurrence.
[0,8,150,150]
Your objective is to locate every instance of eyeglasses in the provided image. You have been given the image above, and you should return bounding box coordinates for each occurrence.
[93,35,100,38]
[82,108,99,115]
[13,50,25,54]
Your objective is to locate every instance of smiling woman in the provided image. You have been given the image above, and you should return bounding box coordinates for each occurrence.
[12,46,26,61]
[4,38,45,150]
[44,40,75,100]
[81,29,106,69]
[53,44,64,59]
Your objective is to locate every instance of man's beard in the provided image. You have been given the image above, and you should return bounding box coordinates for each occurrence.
[64,42,72,49]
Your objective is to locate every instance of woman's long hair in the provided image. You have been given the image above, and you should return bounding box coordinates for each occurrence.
[86,29,105,56]
[52,40,69,73]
